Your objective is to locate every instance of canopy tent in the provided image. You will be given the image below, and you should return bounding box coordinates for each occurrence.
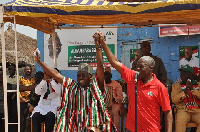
[3,0,200,34]
[1,0,200,132]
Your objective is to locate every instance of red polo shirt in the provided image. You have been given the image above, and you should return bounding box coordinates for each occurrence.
[122,65,171,132]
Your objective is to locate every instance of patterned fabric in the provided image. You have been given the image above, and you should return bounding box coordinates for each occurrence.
[43,81,55,100]
[4,0,200,34]
[55,73,116,132]
[181,80,200,109]
[19,76,35,102]
[104,80,123,132]
[104,80,123,104]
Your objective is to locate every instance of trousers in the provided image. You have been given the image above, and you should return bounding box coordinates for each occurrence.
[175,109,200,132]
[32,112,55,132]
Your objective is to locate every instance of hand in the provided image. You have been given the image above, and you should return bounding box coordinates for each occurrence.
[20,97,27,103]
[98,31,105,44]
[93,31,101,48]
[33,48,41,63]
[29,105,35,113]
[25,99,30,103]
[93,127,101,132]
[191,89,198,96]
[86,127,101,132]
[185,79,193,94]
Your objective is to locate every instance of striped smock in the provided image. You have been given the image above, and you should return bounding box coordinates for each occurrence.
[55,73,116,132]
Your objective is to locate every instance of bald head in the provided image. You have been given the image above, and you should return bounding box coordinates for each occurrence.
[140,41,151,56]
[184,47,192,61]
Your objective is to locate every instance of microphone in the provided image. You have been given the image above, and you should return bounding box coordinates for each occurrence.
[135,71,139,82]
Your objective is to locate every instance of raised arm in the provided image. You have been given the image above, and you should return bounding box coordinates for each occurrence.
[35,80,47,95]
[96,31,122,74]
[93,33,104,93]
[34,50,64,84]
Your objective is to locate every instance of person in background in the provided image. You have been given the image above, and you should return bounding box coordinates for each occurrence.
[7,63,17,84]
[131,50,142,70]
[104,67,123,131]
[132,41,167,85]
[94,31,172,132]
[171,64,200,132]
[7,63,18,130]
[19,64,35,132]
[0,67,18,132]
[27,71,44,113]
[31,70,61,132]
[180,46,199,68]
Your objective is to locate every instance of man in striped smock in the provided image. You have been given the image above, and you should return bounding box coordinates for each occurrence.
[34,33,116,132]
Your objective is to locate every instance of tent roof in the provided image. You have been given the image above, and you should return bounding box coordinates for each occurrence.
[3,0,200,34]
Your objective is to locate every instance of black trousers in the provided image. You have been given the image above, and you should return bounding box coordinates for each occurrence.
[32,112,55,132]
[20,102,28,132]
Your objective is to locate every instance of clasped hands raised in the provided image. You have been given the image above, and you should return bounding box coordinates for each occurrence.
[93,31,105,49]
[184,79,198,96]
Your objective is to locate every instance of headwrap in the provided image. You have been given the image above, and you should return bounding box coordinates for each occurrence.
[78,63,93,75]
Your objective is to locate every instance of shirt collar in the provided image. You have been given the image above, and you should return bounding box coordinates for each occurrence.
[184,57,194,61]
[22,75,33,79]
[138,73,157,87]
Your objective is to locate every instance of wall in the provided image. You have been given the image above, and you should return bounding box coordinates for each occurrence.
[37,24,200,82]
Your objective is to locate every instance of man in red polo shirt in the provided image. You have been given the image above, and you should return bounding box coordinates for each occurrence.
[93,31,173,132]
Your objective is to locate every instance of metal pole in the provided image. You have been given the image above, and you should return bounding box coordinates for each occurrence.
[52,24,57,68]
[135,72,138,132]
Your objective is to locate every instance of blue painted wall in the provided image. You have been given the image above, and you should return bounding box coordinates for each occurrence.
[37,24,200,82]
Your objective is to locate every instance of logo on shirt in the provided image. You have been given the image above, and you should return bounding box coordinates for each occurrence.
[147,91,153,97]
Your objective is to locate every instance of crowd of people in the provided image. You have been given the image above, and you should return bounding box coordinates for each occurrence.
[0,31,199,132]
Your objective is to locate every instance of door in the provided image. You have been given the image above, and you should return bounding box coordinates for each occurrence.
[121,38,154,69]
[121,41,141,69]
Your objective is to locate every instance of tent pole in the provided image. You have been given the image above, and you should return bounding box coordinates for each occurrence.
[0,6,8,132]
[55,24,189,29]
[52,24,57,68]
[14,15,21,132]
[188,26,190,39]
